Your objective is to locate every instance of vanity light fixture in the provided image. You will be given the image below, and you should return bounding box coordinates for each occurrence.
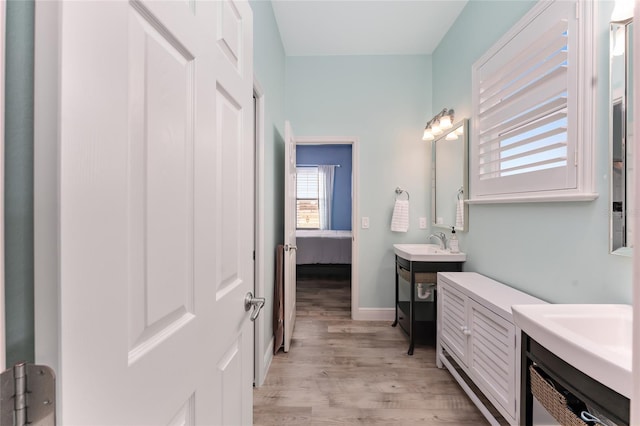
[456,125,464,135]
[421,108,454,141]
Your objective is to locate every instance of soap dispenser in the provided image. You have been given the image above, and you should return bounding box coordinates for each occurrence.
[449,226,459,253]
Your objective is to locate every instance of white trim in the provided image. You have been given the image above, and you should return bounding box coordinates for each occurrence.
[0,0,6,370]
[352,308,394,322]
[578,0,597,200]
[631,1,640,423]
[296,136,357,144]
[253,77,268,387]
[33,0,60,375]
[467,193,599,204]
[261,336,274,384]
[294,136,359,321]
[352,139,359,322]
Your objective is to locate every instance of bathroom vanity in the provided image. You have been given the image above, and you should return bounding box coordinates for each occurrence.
[392,244,465,355]
[437,272,546,426]
[520,334,629,426]
[512,304,631,426]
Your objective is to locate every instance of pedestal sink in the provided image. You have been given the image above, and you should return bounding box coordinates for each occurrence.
[393,244,467,262]
[512,304,632,398]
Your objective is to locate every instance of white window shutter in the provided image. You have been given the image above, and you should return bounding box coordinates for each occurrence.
[470,0,597,203]
[296,166,320,229]
[296,167,318,199]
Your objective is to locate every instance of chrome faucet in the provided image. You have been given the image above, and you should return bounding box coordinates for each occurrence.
[428,232,447,250]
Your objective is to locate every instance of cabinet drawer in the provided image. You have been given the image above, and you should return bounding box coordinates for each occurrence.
[469,299,516,419]
[439,283,467,366]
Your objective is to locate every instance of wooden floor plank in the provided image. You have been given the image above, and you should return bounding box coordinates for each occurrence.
[254,277,489,425]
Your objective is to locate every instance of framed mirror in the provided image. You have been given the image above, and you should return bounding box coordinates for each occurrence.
[432,118,469,231]
[610,19,634,255]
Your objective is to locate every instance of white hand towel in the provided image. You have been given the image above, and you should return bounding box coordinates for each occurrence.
[455,199,464,229]
[391,199,409,232]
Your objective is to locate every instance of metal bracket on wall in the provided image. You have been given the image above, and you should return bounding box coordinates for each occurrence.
[0,362,56,426]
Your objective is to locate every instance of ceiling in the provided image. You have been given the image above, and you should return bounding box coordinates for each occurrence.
[271,0,468,56]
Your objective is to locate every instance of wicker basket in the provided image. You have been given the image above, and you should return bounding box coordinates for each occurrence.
[529,365,588,426]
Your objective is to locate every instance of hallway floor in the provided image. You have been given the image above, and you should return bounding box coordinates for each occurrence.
[253,275,489,425]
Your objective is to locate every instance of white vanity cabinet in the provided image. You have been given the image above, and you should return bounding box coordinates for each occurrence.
[437,272,546,426]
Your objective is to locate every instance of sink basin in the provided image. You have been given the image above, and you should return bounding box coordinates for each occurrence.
[512,304,632,397]
[393,244,466,262]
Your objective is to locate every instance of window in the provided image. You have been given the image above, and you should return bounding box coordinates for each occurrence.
[296,166,319,229]
[470,0,597,203]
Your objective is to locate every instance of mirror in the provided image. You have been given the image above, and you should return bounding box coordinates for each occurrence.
[610,19,634,254]
[432,118,469,231]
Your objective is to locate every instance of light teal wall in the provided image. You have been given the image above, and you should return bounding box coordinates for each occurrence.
[5,0,35,366]
[249,0,286,349]
[286,55,432,308]
[432,0,631,304]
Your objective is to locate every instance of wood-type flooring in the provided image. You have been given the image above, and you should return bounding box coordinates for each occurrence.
[253,274,489,425]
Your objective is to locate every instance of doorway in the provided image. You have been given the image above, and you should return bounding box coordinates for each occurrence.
[294,137,360,319]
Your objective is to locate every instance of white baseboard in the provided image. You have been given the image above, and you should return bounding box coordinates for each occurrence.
[256,336,274,387]
[353,307,395,321]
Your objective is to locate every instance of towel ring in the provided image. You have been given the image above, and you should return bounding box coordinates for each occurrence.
[457,187,464,200]
[395,187,410,200]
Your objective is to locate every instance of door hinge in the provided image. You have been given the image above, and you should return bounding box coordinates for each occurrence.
[0,362,56,426]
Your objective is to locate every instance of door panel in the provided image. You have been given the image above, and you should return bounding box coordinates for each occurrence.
[439,283,468,366]
[469,299,516,418]
[34,1,254,424]
[168,395,195,426]
[218,87,243,293]
[217,0,243,72]
[128,4,196,360]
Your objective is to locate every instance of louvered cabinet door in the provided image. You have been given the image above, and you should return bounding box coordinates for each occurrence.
[439,283,469,367]
[468,299,516,419]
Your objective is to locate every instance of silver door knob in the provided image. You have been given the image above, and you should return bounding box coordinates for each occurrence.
[284,244,297,251]
[244,292,265,322]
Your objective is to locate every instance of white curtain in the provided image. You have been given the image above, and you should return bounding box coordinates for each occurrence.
[318,165,335,230]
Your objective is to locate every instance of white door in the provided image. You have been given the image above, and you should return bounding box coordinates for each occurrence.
[283,121,297,352]
[34,1,255,424]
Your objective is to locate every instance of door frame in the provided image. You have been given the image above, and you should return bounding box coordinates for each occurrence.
[33,0,59,371]
[294,136,360,320]
[0,0,6,370]
[253,78,270,387]
[632,0,640,421]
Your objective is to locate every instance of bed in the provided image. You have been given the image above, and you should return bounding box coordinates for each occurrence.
[295,230,352,265]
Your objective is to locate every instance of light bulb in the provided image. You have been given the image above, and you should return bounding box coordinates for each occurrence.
[613,26,626,56]
[422,129,434,141]
[446,132,458,141]
[431,121,443,135]
[456,126,464,135]
[440,115,452,130]
[611,0,633,21]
